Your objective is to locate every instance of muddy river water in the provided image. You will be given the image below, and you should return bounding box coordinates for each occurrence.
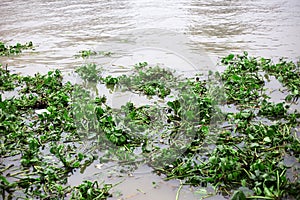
[1,0,300,199]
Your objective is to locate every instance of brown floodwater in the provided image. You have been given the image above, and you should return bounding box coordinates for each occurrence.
[1,0,300,199]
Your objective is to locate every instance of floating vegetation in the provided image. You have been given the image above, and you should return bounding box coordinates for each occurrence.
[1,52,299,200]
[153,53,300,199]
[76,62,175,98]
[0,69,112,199]
[220,52,265,106]
[71,180,112,200]
[260,58,300,102]
[75,50,113,58]
[220,52,300,105]
[0,41,33,56]
[118,62,175,98]
[0,65,20,91]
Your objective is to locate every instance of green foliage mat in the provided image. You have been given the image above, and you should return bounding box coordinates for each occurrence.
[1,52,299,199]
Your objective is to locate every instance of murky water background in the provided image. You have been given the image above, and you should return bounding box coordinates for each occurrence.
[1,0,300,71]
[1,0,300,199]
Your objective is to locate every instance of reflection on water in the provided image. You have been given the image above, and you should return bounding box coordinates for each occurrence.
[187,0,300,57]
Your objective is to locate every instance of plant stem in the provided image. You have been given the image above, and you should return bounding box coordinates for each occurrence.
[176,181,183,200]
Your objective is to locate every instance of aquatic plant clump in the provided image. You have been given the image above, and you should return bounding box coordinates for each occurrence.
[72,54,299,199]
[260,58,300,101]
[117,62,175,98]
[0,65,21,91]
[0,41,33,56]
[75,50,113,58]
[0,69,112,199]
[153,53,300,199]
[1,52,299,200]
[75,61,176,98]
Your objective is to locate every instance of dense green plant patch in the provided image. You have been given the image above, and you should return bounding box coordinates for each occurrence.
[76,62,175,98]
[151,53,300,199]
[117,62,175,98]
[72,53,300,199]
[71,180,112,200]
[260,58,300,102]
[0,41,33,56]
[1,52,299,200]
[0,69,113,199]
[0,65,20,91]
[221,52,300,104]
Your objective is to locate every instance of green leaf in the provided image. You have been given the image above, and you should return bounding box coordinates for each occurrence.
[263,137,271,143]
[231,190,246,200]
[72,161,80,168]
[263,186,274,197]
[250,143,259,148]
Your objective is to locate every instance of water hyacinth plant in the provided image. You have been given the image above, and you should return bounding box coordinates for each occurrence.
[75,50,113,58]
[0,41,33,56]
[1,51,299,200]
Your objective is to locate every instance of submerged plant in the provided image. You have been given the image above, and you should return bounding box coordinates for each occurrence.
[75,63,102,81]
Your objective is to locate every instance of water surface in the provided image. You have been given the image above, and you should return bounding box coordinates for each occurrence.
[1,1,299,199]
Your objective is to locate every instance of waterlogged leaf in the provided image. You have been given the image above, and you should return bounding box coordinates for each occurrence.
[278,76,283,82]
[0,41,33,56]
[231,74,241,81]
[201,126,209,134]
[240,112,252,119]
[109,134,118,144]
[113,130,123,137]
[264,185,274,197]
[0,175,10,185]
[72,161,80,168]
[142,141,153,153]
[167,100,181,115]
[254,186,262,195]
[119,135,126,144]
[95,106,105,118]
[2,55,300,199]
[209,156,217,163]
[248,134,255,140]
[78,153,84,161]
[195,188,207,195]
[102,75,119,86]
[241,179,247,187]
[222,54,235,64]
[231,190,246,200]
[185,110,195,120]
[292,89,299,95]
[250,143,259,148]
[263,137,271,143]
[75,63,102,81]
[28,138,39,150]
[134,62,148,69]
